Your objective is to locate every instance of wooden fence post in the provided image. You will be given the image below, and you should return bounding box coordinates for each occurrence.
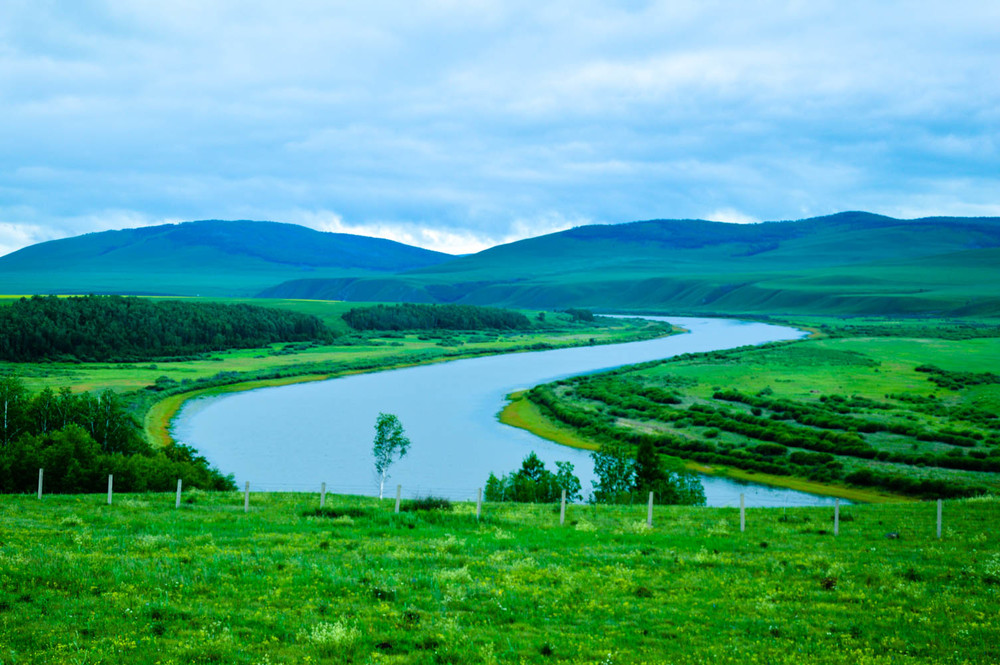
[37,468,43,500]
[937,499,943,539]
[739,493,745,533]
[476,487,482,521]
[560,489,567,526]
[395,484,401,514]
[244,481,250,513]
[175,478,182,509]
[647,491,654,527]
[834,498,840,536]
[320,482,327,509]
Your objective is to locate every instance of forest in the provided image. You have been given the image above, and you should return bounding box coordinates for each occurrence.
[0,295,331,362]
[0,374,234,493]
[341,303,532,331]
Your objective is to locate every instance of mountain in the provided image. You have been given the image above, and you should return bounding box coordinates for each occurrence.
[0,220,453,296]
[259,212,1000,316]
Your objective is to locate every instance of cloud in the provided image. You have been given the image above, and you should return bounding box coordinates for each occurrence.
[0,1,997,255]
[287,209,586,254]
[0,222,56,257]
[705,209,760,225]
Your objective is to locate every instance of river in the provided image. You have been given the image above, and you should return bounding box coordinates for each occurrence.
[172,316,844,507]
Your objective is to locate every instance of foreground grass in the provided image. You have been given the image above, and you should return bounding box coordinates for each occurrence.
[1,493,998,664]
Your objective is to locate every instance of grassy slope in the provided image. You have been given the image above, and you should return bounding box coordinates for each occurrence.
[1,492,998,664]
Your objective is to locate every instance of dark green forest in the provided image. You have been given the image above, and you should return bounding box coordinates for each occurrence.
[342,303,532,331]
[0,374,233,493]
[0,295,331,362]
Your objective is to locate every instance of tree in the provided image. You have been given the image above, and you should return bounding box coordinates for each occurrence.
[555,461,582,503]
[0,374,27,447]
[590,439,635,504]
[634,439,705,506]
[372,412,410,499]
[483,453,581,503]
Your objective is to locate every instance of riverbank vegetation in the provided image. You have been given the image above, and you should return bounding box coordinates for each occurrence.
[1,491,997,664]
[509,318,1000,501]
[0,375,233,493]
[0,297,675,452]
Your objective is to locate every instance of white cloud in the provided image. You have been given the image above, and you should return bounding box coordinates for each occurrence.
[0,1,997,251]
[705,209,760,225]
[286,209,587,254]
[0,222,55,257]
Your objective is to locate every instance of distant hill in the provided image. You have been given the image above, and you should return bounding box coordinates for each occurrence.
[260,212,1000,316]
[0,220,453,296]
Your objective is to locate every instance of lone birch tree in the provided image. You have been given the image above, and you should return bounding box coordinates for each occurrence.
[372,412,410,499]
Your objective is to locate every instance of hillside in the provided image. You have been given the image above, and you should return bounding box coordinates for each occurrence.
[0,220,453,297]
[261,212,1000,316]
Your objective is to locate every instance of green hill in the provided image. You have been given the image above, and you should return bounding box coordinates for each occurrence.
[261,212,1000,316]
[3,213,999,316]
[0,220,453,297]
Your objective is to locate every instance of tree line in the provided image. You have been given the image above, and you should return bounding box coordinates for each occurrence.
[0,374,234,493]
[342,303,532,332]
[485,442,705,506]
[0,295,331,362]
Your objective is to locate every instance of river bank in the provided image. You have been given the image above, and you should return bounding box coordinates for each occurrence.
[498,389,910,503]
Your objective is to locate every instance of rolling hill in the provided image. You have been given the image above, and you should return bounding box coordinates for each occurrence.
[3,212,999,316]
[0,220,453,297]
[260,212,1000,316]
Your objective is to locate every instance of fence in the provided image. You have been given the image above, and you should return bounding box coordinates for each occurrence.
[30,467,951,539]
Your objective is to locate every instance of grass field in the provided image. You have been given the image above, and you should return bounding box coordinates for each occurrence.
[1,492,997,664]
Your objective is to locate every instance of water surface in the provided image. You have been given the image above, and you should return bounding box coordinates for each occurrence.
[173,317,842,507]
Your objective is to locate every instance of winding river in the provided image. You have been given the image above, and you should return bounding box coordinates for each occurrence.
[172,316,843,507]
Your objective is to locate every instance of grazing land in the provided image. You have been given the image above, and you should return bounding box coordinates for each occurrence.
[1,492,997,664]
[504,318,1000,501]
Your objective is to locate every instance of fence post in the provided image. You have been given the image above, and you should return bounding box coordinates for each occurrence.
[739,493,745,533]
[834,498,840,536]
[175,478,182,509]
[476,487,482,521]
[647,491,654,527]
[37,468,43,500]
[107,474,114,505]
[320,482,327,509]
[395,484,401,514]
[560,489,567,526]
[937,499,943,539]
[244,481,250,513]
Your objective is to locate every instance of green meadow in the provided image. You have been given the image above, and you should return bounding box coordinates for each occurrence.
[1,492,998,664]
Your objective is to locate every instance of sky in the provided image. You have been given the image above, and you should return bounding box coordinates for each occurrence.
[1,1,998,256]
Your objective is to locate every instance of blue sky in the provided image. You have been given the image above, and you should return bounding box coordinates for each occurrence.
[1,1,998,255]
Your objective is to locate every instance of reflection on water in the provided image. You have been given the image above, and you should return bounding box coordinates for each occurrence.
[173,317,845,507]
